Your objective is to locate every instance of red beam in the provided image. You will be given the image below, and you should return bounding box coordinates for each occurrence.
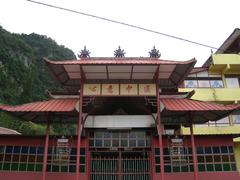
[76,84,84,180]
[42,117,50,180]
[190,123,199,180]
[156,84,164,180]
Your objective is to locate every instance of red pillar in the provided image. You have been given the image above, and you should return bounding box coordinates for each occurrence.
[156,84,164,180]
[118,150,122,180]
[76,84,84,180]
[86,132,91,180]
[190,123,199,180]
[42,116,50,180]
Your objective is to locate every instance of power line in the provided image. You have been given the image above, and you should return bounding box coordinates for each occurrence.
[26,0,218,50]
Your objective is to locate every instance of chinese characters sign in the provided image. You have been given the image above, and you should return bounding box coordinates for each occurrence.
[83,84,156,96]
[83,84,101,96]
[139,84,156,96]
[120,84,138,95]
[102,84,119,96]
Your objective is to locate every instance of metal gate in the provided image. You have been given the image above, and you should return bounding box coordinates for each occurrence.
[91,151,150,180]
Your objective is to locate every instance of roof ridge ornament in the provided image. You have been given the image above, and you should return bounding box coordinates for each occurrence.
[114,46,125,58]
[149,46,161,58]
[78,46,91,59]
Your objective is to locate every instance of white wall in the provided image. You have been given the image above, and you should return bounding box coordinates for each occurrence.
[84,115,155,128]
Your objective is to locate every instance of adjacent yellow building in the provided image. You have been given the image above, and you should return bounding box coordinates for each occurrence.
[179,28,240,172]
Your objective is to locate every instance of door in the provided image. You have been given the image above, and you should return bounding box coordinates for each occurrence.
[90,151,150,180]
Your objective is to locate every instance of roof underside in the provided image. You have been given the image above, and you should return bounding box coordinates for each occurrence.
[45,58,196,93]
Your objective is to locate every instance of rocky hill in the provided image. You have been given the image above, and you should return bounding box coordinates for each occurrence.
[0,26,76,134]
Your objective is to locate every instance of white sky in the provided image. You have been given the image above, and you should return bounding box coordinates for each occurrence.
[0,0,239,66]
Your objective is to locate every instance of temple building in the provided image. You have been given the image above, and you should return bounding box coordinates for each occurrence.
[0,30,240,180]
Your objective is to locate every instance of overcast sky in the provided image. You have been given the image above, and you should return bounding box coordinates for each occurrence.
[0,0,239,66]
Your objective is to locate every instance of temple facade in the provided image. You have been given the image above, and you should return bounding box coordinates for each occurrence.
[0,29,240,180]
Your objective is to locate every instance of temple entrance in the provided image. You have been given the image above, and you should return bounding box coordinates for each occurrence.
[90,151,151,180]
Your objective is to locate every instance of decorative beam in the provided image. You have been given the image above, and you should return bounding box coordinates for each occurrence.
[106,65,109,80]
[130,65,134,80]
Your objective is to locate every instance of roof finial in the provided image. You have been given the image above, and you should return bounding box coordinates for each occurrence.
[78,46,90,58]
[114,46,125,58]
[149,46,161,58]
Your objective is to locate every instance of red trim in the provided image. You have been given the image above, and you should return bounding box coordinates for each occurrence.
[190,123,199,180]
[76,84,84,180]
[45,58,196,65]
[42,118,50,180]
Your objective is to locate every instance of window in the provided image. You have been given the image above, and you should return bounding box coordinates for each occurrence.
[216,117,230,126]
[90,131,150,148]
[154,145,237,173]
[196,146,236,172]
[0,145,86,173]
[184,71,224,88]
[156,147,193,173]
[226,78,240,88]
[210,80,223,88]
[198,80,210,88]
[232,111,240,124]
[185,80,198,88]
[184,79,224,88]
[196,116,231,127]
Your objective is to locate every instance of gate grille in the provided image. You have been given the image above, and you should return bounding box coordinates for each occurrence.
[91,151,150,180]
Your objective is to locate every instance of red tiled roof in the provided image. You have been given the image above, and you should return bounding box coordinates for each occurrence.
[161,98,237,111]
[2,99,78,112]
[160,98,239,124]
[1,98,238,124]
[44,57,196,93]
[44,57,196,65]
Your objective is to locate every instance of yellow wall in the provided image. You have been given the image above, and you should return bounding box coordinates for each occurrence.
[209,54,240,74]
[179,88,240,102]
[181,125,240,136]
[212,54,240,65]
[234,142,240,173]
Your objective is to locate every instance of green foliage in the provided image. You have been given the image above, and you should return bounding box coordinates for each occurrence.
[51,123,77,136]
[0,26,76,135]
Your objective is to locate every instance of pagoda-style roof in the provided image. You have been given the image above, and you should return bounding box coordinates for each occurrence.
[1,97,238,124]
[0,99,79,123]
[45,57,196,93]
[161,98,239,125]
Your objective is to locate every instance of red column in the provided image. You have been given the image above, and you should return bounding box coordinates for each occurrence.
[156,85,164,180]
[118,150,122,180]
[42,117,50,180]
[190,123,199,180]
[86,132,91,180]
[76,84,84,180]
